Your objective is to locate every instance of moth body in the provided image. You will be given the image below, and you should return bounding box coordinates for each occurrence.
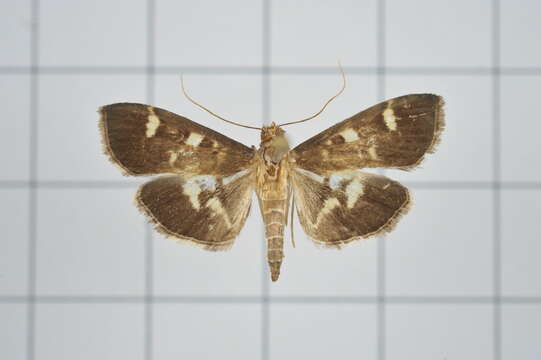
[256,123,291,281]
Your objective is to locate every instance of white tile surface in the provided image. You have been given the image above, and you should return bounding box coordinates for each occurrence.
[40,0,147,67]
[36,188,145,295]
[35,304,144,360]
[152,73,266,295]
[2,0,541,359]
[385,75,493,182]
[502,190,541,296]
[155,0,262,67]
[502,304,541,360]
[387,304,493,360]
[154,73,263,147]
[37,74,146,181]
[501,0,541,67]
[153,304,261,360]
[271,0,377,67]
[270,304,377,360]
[271,73,378,149]
[501,76,541,182]
[386,189,493,296]
[0,1,31,67]
[152,207,263,296]
[0,74,30,181]
[0,189,28,295]
[269,226,378,296]
[386,0,491,67]
[0,304,26,360]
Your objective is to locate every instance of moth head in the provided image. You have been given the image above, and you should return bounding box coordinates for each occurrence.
[261,123,290,163]
[260,122,285,142]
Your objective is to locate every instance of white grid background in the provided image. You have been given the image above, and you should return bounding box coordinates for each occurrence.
[1,0,541,359]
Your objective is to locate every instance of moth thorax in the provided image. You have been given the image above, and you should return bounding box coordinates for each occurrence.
[261,123,290,163]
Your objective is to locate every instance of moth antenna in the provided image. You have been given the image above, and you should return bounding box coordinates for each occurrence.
[279,61,346,127]
[290,196,296,248]
[180,75,262,130]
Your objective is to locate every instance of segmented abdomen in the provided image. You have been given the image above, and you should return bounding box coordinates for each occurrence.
[262,199,287,281]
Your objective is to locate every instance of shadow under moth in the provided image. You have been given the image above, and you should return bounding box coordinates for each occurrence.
[99,71,444,281]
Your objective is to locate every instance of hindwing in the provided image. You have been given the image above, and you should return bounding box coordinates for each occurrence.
[136,169,255,250]
[290,169,410,248]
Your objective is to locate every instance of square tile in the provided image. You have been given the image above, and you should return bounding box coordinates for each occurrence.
[36,188,145,295]
[386,189,493,296]
[155,0,262,67]
[386,0,491,67]
[385,75,493,182]
[0,1,31,66]
[152,206,263,296]
[0,74,30,181]
[35,304,144,360]
[502,190,541,296]
[501,0,541,67]
[152,74,265,294]
[270,304,377,360]
[0,304,26,360]
[38,74,146,181]
[271,74,378,149]
[271,0,377,67]
[269,220,377,296]
[154,304,261,360]
[501,76,541,182]
[502,304,541,360]
[154,73,263,148]
[386,304,493,360]
[40,0,146,66]
[0,189,29,296]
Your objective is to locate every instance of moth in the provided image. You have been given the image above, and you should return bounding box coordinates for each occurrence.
[99,76,444,282]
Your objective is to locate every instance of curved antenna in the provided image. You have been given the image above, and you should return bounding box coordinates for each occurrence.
[180,75,262,131]
[278,61,346,127]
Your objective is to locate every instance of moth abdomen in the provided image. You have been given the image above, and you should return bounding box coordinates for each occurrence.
[262,199,287,282]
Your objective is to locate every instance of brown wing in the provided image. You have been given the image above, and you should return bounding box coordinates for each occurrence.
[136,169,255,250]
[290,94,444,174]
[290,168,410,248]
[99,103,255,177]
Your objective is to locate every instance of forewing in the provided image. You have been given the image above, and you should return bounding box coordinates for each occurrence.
[290,168,410,248]
[136,169,255,251]
[290,94,444,174]
[99,103,255,177]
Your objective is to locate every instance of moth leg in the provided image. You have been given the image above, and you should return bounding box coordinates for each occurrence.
[290,196,296,248]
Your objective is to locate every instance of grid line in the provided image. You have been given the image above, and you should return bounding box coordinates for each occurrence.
[3,295,540,305]
[376,1,386,360]
[492,1,502,359]
[261,1,271,360]
[144,2,156,360]
[3,65,541,75]
[26,1,39,360]
[144,225,153,360]
[2,180,541,190]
